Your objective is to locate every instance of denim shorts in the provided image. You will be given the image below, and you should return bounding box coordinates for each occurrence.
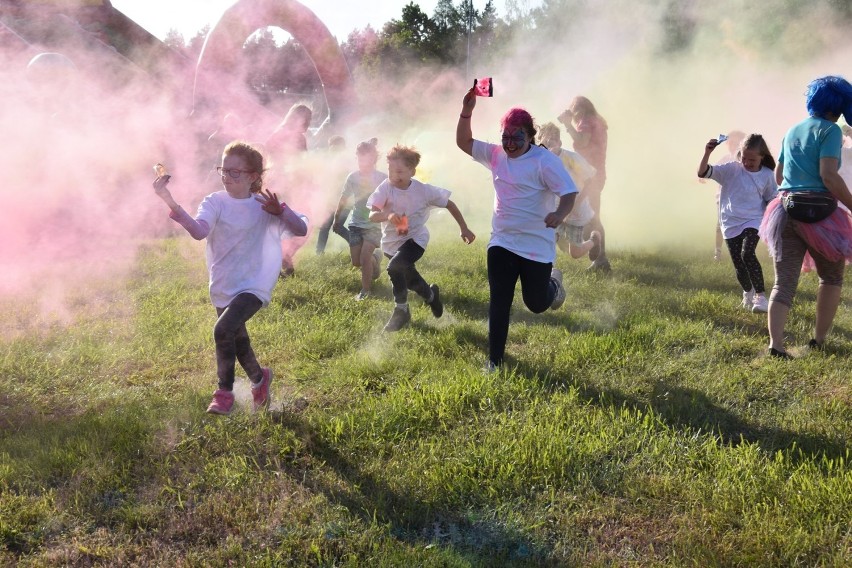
[348,225,381,247]
[557,223,586,246]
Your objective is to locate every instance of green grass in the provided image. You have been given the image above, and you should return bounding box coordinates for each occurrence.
[1,233,851,566]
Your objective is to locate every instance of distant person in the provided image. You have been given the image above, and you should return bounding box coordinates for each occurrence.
[759,75,852,358]
[558,96,609,271]
[265,103,312,277]
[711,130,747,260]
[538,122,602,261]
[698,134,778,313]
[315,135,352,255]
[152,141,308,414]
[457,88,578,372]
[367,145,475,331]
[334,138,387,300]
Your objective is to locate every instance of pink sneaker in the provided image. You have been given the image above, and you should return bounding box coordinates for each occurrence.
[206,389,235,415]
[252,368,273,412]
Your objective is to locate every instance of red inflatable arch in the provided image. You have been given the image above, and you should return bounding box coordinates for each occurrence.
[193,0,355,132]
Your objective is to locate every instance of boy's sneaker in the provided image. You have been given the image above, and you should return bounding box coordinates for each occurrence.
[427,284,443,318]
[550,268,566,310]
[588,231,602,261]
[741,289,754,310]
[587,257,611,272]
[372,249,382,280]
[206,389,235,415]
[751,293,768,313]
[383,305,411,332]
[807,338,824,351]
[769,347,793,360]
[355,290,370,301]
[251,368,273,412]
[482,360,499,375]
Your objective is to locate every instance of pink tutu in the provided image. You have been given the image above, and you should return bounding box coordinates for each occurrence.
[759,195,852,270]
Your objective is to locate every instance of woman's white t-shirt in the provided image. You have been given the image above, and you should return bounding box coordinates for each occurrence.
[195,191,306,308]
[471,140,578,263]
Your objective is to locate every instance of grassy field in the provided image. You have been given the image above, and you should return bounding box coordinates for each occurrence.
[1,228,851,566]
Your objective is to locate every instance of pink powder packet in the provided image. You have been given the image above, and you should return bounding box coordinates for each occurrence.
[473,77,493,97]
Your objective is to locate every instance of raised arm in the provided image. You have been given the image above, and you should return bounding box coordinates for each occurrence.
[456,87,476,156]
[698,139,719,177]
[557,109,589,148]
[153,175,210,240]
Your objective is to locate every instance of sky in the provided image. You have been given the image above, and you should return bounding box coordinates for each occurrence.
[110,0,537,42]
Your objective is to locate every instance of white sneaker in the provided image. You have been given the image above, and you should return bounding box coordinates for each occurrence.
[741,289,754,310]
[550,268,566,310]
[751,293,768,313]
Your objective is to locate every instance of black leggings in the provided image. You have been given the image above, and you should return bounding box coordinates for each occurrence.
[487,246,556,366]
[725,227,765,294]
[386,239,432,304]
[214,293,263,391]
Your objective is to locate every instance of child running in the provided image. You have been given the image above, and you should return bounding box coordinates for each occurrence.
[538,122,602,261]
[153,141,308,415]
[367,145,476,331]
[698,134,778,312]
[333,138,388,300]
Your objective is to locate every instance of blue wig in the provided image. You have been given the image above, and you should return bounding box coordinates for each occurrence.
[805,75,852,124]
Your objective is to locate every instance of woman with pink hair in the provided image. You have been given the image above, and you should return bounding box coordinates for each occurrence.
[457,87,578,372]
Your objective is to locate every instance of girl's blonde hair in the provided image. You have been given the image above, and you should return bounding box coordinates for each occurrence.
[223,140,265,193]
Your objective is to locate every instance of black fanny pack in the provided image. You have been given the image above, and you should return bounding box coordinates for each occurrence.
[781,192,837,223]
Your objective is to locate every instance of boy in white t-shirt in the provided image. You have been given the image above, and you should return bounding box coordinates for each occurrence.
[538,122,602,260]
[367,145,476,331]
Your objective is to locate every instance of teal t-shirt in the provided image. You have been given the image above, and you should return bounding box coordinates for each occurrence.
[778,116,843,192]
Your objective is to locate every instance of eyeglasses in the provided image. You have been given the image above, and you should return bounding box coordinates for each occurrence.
[216,167,253,179]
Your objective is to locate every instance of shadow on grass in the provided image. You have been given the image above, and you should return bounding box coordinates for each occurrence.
[273,411,554,567]
[512,361,849,466]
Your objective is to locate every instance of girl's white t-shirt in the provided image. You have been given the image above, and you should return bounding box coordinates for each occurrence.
[366,178,450,255]
[195,191,306,308]
[471,140,578,263]
[705,163,778,238]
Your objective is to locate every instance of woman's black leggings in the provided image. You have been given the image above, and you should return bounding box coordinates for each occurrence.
[487,246,556,367]
[214,292,263,390]
[725,227,765,293]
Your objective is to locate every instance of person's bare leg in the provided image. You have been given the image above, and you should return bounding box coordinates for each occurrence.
[814,283,842,344]
[360,243,378,293]
[768,299,790,352]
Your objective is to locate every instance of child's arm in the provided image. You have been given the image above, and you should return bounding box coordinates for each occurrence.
[545,193,577,228]
[456,87,476,156]
[558,110,588,148]
[445,199,476,244]
[256,189,308,236]
[698,139,719,177]
[332,194,350,231]
[369,207,407,235]
[153,175,210,240]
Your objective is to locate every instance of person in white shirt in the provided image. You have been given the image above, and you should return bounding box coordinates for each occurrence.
[456,87,578,372]
[367,145,475,332]
[698,134,778,313]
[538,122,602,261]
[153,141,308,415]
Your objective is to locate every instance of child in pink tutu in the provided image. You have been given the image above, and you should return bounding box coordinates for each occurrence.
[759,75,852,357]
